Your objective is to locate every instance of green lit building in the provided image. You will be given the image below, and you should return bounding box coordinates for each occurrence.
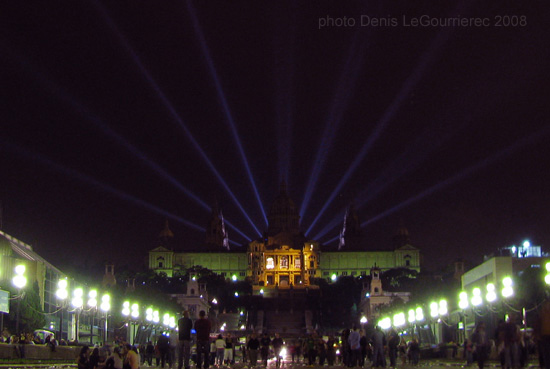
[149,184,421,283]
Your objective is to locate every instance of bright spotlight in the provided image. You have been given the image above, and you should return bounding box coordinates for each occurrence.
[439,300,448,315]
[486,283,497,302]
[502,277,514,298]
[471,288,483,306]
[56,279,69,300]
[12,265,27,289]
[416,307,424,321]
[393,312,406,327]
[408,309,416,323]
[100,294,111,312]
[379,317,392,330]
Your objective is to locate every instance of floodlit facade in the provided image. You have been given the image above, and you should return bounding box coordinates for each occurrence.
[149,183,421,284]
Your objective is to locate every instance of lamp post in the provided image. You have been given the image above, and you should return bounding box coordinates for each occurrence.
[131,303,139,345]
[545,262,550,286]
[458,291,469,344]
[123,301,140,345]
[56,279,68,341]
[88,290,97,345]
[100,294,110,344]
[71,287,84,343]
[12,265,27,335]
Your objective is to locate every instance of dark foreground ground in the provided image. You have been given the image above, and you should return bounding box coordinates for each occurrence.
[0,357,542,369]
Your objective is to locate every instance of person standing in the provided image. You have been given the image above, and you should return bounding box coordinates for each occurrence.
[215,334,226,366]
[224,334,234,365]
[348,326,361,367]
[360,330,369,367]
[471,322,490,369]
[145,341,155,367]
[272,333,284,368]
[371,326,387,368]
[157,332,171,368]
[247,333,260,368]
[195,310,212,369]
[260,333,271,367]
[409,338,420,366]
[388,328,399,368]
[326,335,337,366]
[503,314,520,369]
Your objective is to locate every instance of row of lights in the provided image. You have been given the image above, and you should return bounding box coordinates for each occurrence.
[55,279,112,312]
[55,279,176,327]
[377,276,521,330]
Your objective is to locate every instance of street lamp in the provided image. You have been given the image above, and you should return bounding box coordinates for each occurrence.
[458,292,469,344]
[72,288,84,342]
[56,278,68,341]
[129,303,139,344]
[544,262,550,285]
[393,312,406,328]
[146,307,153,322]
[12,265,27,334]
[378,316,392,330]
[502,277,514,298]
[471,288,483,307]
[486,283,497,303]
[88,290,97,344]
[100,294,110,344]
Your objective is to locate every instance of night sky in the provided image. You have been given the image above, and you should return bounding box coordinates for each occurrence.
[1,1,549,274]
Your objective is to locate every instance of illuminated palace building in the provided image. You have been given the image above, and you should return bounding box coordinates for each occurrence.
[149,183,421,292]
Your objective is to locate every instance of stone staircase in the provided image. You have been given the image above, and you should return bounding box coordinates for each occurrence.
[261,309,305,336]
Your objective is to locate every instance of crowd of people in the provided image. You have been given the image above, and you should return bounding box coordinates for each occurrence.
[1,304,549,369]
